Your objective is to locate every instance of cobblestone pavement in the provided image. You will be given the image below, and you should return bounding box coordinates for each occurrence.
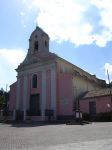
[0,122,112,149]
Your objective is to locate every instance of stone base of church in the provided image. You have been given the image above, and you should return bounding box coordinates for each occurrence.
[10,110,75,122]
[57,115,75,120]
[11,110,57,122]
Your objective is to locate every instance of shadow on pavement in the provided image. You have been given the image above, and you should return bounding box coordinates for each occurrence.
[0,120,91,128]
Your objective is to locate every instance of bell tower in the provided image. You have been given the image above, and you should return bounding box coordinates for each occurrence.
[17,26,55,66]
[28,26,49,55]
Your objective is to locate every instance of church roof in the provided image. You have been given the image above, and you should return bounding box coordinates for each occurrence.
[30,26,49,39]
[20,51,57,65]
[55,56,106,85]
[81,88,112,99]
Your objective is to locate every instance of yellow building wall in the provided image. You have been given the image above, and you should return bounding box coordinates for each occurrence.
[57,58,102,100]
[72,76,100,99]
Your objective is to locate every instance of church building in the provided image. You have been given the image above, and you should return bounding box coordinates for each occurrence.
[9,27,106,121]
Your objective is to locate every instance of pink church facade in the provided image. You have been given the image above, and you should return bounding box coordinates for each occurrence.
[9,68,73,121]
[9,27,106,121]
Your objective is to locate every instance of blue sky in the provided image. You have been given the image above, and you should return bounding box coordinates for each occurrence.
[0,0,112,90]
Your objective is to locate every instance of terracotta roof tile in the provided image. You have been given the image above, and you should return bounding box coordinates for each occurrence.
[82,88,112,99]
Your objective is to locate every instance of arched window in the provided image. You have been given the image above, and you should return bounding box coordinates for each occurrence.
[32,74,37,88]
[45,41,47,47]
[34,41,38,51]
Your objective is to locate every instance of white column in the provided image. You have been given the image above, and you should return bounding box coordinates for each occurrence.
[23,75,28,121]
[51,68,57,119]
[41,70,46,121]
[16,77,20,110]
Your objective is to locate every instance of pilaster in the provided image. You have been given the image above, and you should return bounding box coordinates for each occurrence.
[41,70,46,120]
[51,68,57,119]
[16,77,20,110]
[23,75,28,121]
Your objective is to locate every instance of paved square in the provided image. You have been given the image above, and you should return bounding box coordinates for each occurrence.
[0,122,112,149]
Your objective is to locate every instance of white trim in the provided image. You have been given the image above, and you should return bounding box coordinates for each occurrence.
[51,68,56,119]
[18,63,55,76]
[23,75,28,120]
[41,70,46,120]
[16,77,20,110]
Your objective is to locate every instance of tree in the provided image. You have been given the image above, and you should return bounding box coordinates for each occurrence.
[0,89,9,111]
[0,89,4,110]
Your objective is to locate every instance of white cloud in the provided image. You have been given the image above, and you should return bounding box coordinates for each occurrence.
[21,0,112,47]
[0,49,26,90]
[0,49,26,66]
[91,0,112,47]
[20,11,25,16]
[33,0,93,46]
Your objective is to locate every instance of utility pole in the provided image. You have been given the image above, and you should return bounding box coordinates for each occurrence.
[107,69,112,96]
[107,69,112,120]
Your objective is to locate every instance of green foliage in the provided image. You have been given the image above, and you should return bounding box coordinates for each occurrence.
[0,89,8,111]
[0,95,5,110]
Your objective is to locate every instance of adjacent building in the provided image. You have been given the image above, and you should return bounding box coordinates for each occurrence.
[80,88,112,121]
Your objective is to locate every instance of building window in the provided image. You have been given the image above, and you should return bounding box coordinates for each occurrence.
[34,41,38,51]
[35,35,37,38]
[45,41,47,47]
[32,74,37,88]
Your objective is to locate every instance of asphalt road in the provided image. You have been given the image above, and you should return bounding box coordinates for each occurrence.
[0,122,112,149]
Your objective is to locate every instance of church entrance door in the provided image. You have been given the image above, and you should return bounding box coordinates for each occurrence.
[29,94,40,116]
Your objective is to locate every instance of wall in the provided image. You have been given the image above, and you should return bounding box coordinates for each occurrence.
[80,96,112,114]
[73,76,99,99]
[28,69,52,110]
[96,96,111,113]
[57,73,73,116]
[57,58,101,105]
